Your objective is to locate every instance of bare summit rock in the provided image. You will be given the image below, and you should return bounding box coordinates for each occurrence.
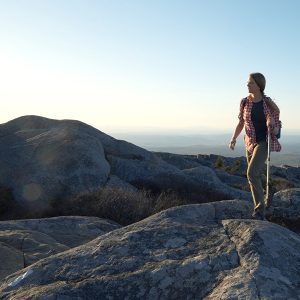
[0,216,121,281]
[1,200,299,299]
[0,116,110,211]
[0,116,251,215]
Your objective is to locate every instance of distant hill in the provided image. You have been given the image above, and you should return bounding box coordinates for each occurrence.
[113,133,300,167]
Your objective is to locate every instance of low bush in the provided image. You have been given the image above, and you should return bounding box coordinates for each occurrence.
[0,186,17,219]
[24,187,147,225]
[214,156,225,169]
[22,186,224,226]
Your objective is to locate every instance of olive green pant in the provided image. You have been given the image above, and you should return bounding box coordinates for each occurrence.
[246,141,268,213]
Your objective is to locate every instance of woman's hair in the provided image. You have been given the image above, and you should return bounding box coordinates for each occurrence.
[250,72,266,96]
[250,72,280,112]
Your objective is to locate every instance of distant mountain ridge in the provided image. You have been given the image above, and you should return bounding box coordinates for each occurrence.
[113,133,300,167]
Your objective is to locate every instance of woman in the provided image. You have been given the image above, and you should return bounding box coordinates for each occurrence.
[229,73,281,220]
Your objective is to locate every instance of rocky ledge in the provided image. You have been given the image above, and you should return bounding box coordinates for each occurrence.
[0,216,120,282]
[1,200,299,299]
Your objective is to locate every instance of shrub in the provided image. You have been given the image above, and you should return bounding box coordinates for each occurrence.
[0,186,25,220]
[0,186,15,217]
[23,185,224,226]
[214,156,225,169]
[41,187,157,226]
[152,190,190,213]
[230,158,242,174]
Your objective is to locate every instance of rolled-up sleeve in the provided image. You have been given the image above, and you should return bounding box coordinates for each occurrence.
[272,111,281,128]
[238,98,245,122]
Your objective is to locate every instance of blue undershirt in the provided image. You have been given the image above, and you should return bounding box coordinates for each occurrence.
[251,100,267,143]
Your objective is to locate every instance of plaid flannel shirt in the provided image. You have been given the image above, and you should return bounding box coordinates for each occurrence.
[238,96,281,153]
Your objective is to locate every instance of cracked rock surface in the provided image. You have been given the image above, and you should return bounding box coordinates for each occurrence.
[268,188,300,219]
[1,200,299,299]
[0,216,121,281]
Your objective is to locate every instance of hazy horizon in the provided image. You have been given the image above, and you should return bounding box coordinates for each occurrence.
[2,113,300,137]
[111,131,300,167]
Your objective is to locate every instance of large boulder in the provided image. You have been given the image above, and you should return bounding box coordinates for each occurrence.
[0,116,110,211]
[1,200,299,299]
[0,216,121,281]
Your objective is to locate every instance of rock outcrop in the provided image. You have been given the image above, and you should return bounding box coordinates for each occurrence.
[155,152,249,193]
[0,216,120,281]
[1,200,299,299]
[266,188,300,233]
[0,116,250,214]
[271,164,300,187]
[0,116,111,211]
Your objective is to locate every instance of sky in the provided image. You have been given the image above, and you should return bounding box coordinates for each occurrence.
[0,0,299,135]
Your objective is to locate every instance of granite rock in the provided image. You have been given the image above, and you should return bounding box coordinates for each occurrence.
[1,200,299,300]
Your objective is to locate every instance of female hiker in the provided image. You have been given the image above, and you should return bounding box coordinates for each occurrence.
[229,72,281,220]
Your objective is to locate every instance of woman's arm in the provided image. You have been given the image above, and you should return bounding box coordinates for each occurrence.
[265,98,281,135]
[229,120,244,150]
[267,112,281,136]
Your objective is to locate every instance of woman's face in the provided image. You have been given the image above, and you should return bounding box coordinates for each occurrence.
[247,76,260,94]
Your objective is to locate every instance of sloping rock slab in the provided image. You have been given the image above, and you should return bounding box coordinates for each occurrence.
[183,166,251,201]
[153,152,203,170]
[0,216,121,281]
[215,168,248,190]
[1,200,299,299]
[271,165,300,187]
[266,188,300,233]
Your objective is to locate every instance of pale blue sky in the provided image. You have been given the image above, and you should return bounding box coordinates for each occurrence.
[0,0,299,134]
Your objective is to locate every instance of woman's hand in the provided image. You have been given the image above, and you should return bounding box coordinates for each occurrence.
[266,116,275,128]
[230,121,244,150]
[229,138,236,150]
[266,116,279,135]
